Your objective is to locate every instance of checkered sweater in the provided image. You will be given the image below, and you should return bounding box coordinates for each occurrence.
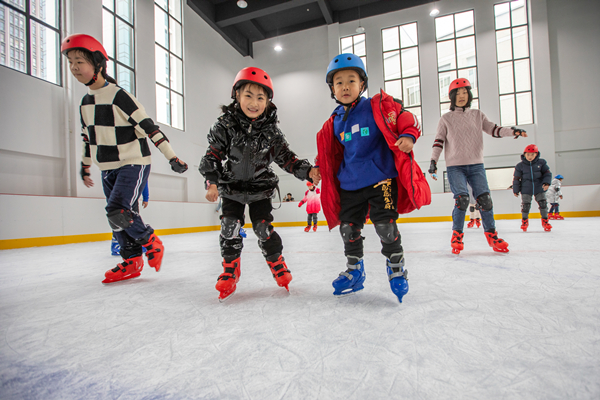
[431,107,515,167]
[79,83,176,170]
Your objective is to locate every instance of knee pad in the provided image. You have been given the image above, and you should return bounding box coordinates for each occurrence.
[374,221,399,244]
[455,194,469,211]
[107,209,134,231]
[253,220,273,242]
[538,199,547,210]
[469,205,475,213]
[340,222,362,244]
[521,202,531,214]
[220,216,241,240]
[477,193,493,211]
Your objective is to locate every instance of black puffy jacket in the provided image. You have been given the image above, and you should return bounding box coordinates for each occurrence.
[513,152,552,195]
[199,102,313,204]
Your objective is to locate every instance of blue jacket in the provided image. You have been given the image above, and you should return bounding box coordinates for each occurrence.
[513,152,552,195]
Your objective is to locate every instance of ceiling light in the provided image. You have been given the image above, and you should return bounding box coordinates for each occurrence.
[356,25,365,34]
[274,44,282,52]
[237,0,247,8]
[430,8,440,16]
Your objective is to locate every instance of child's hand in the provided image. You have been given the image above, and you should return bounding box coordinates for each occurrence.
[83,175,94,188]
[542,184,549,191]
[512,128,528,138]
[206,184,219,202]
[395,137,414,153]
[559,195,563,199]
[309,167,321,186]
[169,157,188,173]
[142,201,148,208]
[514,193,519,197]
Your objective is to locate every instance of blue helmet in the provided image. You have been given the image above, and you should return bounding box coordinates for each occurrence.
[325,53,368,88]
[555,175,564,179]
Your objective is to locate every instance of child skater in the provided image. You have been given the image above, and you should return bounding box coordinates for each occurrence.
[199,67,320,301]
[111,182,149,255]
[298,182,321,232]
[428,78,527,254]
[547,175,564,219]
[314,54,430,303]
[61,34,188,283]
[513,144,552,232]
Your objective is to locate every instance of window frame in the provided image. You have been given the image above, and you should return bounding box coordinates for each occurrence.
[102,0,136,95]
[339,32,368,98]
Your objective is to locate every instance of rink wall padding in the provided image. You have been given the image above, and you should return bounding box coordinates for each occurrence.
[1,184,599,250]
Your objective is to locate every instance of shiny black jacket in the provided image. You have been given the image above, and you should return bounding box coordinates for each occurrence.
[513,152,552,195]
[199,102,313,204]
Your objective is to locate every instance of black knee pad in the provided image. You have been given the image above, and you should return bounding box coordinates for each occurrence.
[455,194,469,211]
[477,193,493,211]
[253,220,273,242]
[107,209,134,230]
[220,216,241,240]
[374,221,399,244]
[521,202,531,214]
[538,199,547,210]
[340,222,362,244]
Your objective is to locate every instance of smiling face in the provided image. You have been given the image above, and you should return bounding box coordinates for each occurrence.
[66,50,97,84]
[455,87,469,107]
[332,69,364,106]
[236,83,268,119]
[524,152,537,162]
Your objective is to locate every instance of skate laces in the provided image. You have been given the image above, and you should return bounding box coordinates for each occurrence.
[268,258,290,277]
[219,260,239,281]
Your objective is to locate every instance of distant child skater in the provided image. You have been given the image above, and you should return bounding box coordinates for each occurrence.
[61,34,188,283]
[546,175,565,219]
[513,144,552,232]
[428,78,527,254]
[314,54,430,303]
[298,181,321,232]
[200,67,320,301]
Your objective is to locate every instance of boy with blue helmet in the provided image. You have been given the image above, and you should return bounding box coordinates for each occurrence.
[314,54,431,303]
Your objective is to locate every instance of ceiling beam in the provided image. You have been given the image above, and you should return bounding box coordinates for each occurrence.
[316,0,333,25]
[216,0,315,28]
[336,0,435,23]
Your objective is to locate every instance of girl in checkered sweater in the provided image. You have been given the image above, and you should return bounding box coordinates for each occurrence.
[61,34,188,284]
[428,78,528,254]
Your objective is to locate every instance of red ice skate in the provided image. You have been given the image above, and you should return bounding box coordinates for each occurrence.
[304,226,311,232]
[216,257,241,301]
[451,230,464,254]
[554,213,564,220]
[475,218,481,228]
[312,225,317,232]
[548,212,555,220]
[142,233,164,272]
[467,219,475,228]
[266,254,292,291]
[542,218,552,232]
[484,231,509,253]
[521,219,529,232]
[102,256,144,284]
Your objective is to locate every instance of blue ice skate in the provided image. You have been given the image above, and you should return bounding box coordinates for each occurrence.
[239,228,247,238]
[332,258,365,296]
[111,238,120,256]
[387,257,409,303]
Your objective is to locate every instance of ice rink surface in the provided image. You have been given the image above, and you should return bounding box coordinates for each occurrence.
[1,218,599,400]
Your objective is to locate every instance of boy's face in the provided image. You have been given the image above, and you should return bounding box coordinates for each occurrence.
[332,69,364,104]
[66,50,96,84]
[236,83,267,119]
[455,87,469,107]
[524,152,537,161]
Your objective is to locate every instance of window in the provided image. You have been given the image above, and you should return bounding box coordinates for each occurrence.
[382,22,422,126]
[154,0,183,130]
[0,0,60,84]
[435,10,478,115]
[103,0,135,95]
[494,0,533,126]
[340,33,367,97]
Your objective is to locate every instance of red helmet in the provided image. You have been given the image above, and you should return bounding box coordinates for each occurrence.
[306,181,314,187]
[524,144,539,153]
[231,67,274,100]
[61,34,109,60]
[448,78,471,95]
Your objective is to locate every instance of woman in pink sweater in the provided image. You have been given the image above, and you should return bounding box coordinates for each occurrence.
[298,182,321,232]
[428,78,527,254]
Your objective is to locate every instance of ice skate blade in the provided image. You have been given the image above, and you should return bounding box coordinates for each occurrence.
[492,247,509,253]
[102,272,141,284]
[333,286,364,297]
[218,288,236,302]
[452,248,461,254]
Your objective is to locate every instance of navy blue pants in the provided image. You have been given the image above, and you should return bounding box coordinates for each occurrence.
[102,165,153,258]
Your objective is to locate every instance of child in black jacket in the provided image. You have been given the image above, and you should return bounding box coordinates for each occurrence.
[513,144,552,232]
[199,67,320,301]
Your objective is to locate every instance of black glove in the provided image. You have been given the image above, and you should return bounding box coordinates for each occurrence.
[512,127,525,137]
[428,160,437,175]
[80,162,91,180]
[169,157,188,173]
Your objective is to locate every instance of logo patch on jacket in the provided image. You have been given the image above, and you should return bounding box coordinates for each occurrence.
[387,112,396,126]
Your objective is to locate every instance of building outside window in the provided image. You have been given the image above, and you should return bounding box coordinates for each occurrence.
[435,10,478,115]
[154,0,183,130]
[340,33,368,97]
[494,0,533,126]
[382,22,422,127]
[0,0,60,84]
[103,0,135,95]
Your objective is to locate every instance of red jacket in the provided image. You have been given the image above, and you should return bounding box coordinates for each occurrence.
[315,90,431,230]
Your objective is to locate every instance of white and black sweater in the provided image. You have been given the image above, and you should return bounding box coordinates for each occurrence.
[79,83,176,171]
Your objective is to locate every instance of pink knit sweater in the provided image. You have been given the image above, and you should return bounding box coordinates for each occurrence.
[431,107,515,167]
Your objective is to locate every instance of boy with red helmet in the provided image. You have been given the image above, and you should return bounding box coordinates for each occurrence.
[513,144,553,231]
[314,54,431,303]
[429,78,527,254]
[298,182,321,232]
[61,34,188,283]
[199,67,320,301]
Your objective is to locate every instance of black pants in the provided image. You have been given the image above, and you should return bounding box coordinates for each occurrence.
[221,197,283,261]
[339,179,403,260]
[307,213,318,226]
